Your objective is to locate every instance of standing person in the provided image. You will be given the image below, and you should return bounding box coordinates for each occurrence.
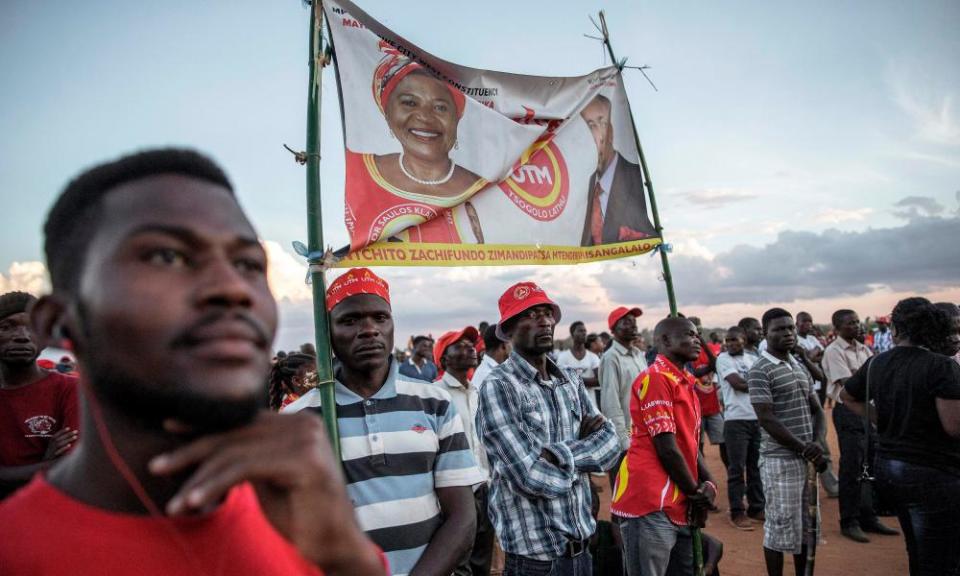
[399,335,438,382]
[715,326,764,530]
[557,321,601,409]
[612,317,718,576]
[823,309,897,543]
[472,324,511,389]
[0,149,385,575]
[749,308,828,576]
[689,317,725,472]
[587,333,604,356]
[477,282,621,576]
[0,292,79,498]
[796,311,840,498]
[600,306,647,485]
[267,352,316,411]
[433,326,495,576]
[286,268,483,576]
[872,316,894,354]
[840,297,960,576]
[933,303,960,363]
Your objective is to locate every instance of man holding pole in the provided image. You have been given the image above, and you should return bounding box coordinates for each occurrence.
[749,308,827,576]
[477,281,621,576]
[612,316,717,576]
[285,268,483,576]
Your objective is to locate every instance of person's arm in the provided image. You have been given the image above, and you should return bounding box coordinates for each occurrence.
[150,412,385,576]
[409,485,476,576]
[690,338,717,378]
[808,392,826,449]
[749,365,824,466]
[475,378,576,498]
[0,427,79,486]
[936,399,960,439]
[564,376,622,472]
[933,361,960,439]
[794,346,825,383]
[839,361,869,418]
[652,433,699,495]
[599,354,630,449]
[716,354,748,393]
[821,346,852,398]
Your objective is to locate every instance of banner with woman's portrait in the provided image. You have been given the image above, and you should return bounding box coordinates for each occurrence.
[325,0,662,267]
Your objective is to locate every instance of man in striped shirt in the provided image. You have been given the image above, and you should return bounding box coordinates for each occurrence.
[285,268,483,576]
[477,282,621,576]
[748,308,828,576]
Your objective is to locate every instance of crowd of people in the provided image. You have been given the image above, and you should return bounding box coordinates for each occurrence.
[0,149,958,576]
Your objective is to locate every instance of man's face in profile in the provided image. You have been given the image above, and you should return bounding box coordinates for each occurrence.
[580,97,616,173]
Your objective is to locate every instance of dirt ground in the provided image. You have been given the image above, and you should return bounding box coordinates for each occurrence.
[493,405,909,575]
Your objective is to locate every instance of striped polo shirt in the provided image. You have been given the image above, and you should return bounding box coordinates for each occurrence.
[747,350,815,458]
[284,361,484,576]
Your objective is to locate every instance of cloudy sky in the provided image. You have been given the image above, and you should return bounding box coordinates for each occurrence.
[2,0,958,351]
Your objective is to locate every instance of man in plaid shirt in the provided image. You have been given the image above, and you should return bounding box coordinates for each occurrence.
[477,282,621,576]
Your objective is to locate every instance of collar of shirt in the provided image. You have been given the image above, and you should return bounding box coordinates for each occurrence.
[652,354,697,386]
[760,349,800,367]
[479,355,498,370]
[508,350,569,388]
[611,339,641,358]
[597,154,618,217]
[440,371,470,391]
[838,336,869,354]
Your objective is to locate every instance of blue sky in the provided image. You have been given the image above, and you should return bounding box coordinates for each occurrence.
[2,1,958,349]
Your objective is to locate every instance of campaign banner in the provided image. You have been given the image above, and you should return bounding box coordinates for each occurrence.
[325,0,662,267]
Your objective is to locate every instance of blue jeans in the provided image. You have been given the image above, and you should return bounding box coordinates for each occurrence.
[876,458,960,575]
[503,550,592,576]
[621,512,693,576]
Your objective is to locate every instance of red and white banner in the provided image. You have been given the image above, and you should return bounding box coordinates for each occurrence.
[325,0,662,266]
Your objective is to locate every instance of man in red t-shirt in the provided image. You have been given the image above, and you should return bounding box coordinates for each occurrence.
[612,317,718,576]
[689,317,727,476]
[0,291,79,498]
[0,149,385,575]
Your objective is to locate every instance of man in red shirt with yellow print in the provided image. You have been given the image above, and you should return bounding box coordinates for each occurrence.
[612,317,718,576]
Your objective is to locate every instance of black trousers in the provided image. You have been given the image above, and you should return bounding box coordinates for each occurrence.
[723,419,764,515]
[833,403,878,527]
[454,483,495,576]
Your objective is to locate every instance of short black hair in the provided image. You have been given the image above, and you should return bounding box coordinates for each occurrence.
[831,309,857,329]
[761,308,792,331]
[725,326,745,337]
[737,317,759,330]
[482,324,504,352]
[934,302,960,318]
[892,297,953,350]
[586,333,599,347]
[44,148,234,294]
[569,320,585,334]
[0,291,37,321]
[412,335,432,346]
[796,311,812,321]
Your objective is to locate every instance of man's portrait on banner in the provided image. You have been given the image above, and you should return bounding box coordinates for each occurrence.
[343,43,487,251]
[579,93,657,246]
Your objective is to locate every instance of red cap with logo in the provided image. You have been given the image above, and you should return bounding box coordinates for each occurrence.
[326,268,391,312]
[608,306,643,330]
[433,326,480,373]
[495,282,561,340]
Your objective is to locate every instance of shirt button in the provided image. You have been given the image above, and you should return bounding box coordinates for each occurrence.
[372,435,379,441]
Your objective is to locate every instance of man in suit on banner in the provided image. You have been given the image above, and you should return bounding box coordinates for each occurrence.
[579,94,657,246]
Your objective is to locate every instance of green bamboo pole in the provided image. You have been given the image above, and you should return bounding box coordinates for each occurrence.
[305,0,340,460]
[598,11,678,318]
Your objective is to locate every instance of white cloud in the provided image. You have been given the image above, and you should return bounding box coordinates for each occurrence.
[679,188,757,208]
[0,261,49,295]
[264,240,312,303]
[887,60,960,147]
[814,207,873,224]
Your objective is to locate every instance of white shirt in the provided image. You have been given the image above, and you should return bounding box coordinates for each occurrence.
[597,154,618,217]
[439,372,489,485]
[556,348,601,410]
[716,350,759,421]
[471,355,500,390]
[796,334,824,391]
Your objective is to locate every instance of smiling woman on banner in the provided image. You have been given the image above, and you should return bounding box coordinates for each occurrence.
[344,45,487,252]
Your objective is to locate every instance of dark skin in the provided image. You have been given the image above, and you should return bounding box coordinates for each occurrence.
[330,294,475,576]
[650,318,717,527]
[612,313,638,349]
[506,304,605,466]
[569,323,599,388]
[796,313,823,363]
[752,316,827,469]
[741,318,763,351]
[688,317,717,378]
[828,312,860,390]
[31,175,381,575]
[0,311,79,487]
[721,331,749,393]
[411,337,434,368]
[441,336,478,386]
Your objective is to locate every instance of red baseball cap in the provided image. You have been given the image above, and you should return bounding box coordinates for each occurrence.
[433,326,480,370]
[495,282,561,340]
[608,306,643,330]
[326,268,390,312]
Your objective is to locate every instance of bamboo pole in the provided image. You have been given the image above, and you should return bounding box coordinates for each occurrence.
[598,11,679,317]
[305,0,340,460]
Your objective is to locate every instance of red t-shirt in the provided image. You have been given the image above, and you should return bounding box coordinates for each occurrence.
[692,345,722,416]
[0,477,328,575]
[611,355,702,525]
[0,371,79,466]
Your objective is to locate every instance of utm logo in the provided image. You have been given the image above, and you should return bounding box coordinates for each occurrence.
[498,137,569,222]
